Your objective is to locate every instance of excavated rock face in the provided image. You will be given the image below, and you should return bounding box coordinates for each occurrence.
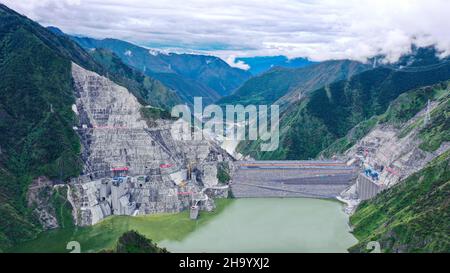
[72,63,178,177]
[70,63,232,226]
[345,101,449,188]
[27,177,59,230]
[72,63,231,177]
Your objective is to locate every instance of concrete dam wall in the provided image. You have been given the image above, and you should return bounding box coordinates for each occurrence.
[231,161,358,199]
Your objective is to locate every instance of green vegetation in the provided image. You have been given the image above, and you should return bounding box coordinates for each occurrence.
[219,60,368,108]
[140,106,176,127]
[321,117,378,158]
[418,97,450,152]
[217,162,231,184]
[140,107,174,121]
[89,48,181,109]
[321,82,449,157]
[350,151,450,253]
[9,199,234,253]
[109,231,169,253]
[238,56,450,160]
[51,186,74,229]
[379,84,446,126]
[0,5,88,250]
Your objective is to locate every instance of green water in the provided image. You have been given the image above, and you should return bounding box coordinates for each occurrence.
[161,199,357,253]
[10,198,357,253]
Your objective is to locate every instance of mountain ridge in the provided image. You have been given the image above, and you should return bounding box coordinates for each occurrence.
[69,35,252,105]
[219,59,369,110]
[237,47,450,160]
[235,55,315,75]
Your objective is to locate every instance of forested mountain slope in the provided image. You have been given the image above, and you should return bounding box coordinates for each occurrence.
[218,60,368,109]
[88,48,182,108]
[350,150,450,253]
[70,36,251,105]
[237,49,450,160]
[0,4,179,251]
[0,4,85,250]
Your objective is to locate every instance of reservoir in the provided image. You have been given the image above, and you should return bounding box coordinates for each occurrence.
[163,198,357,253]
[11,198,357,253]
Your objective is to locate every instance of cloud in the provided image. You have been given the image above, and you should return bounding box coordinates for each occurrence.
[225,55,250,70]
[2,0,450,62]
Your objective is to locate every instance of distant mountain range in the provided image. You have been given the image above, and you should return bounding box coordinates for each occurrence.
[219,60,369,110]
[237,46,450,160]
[64,33,251,105]
[236,56,315,75]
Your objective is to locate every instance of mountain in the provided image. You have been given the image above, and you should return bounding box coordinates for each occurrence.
[318,78,449,252]
[219,60,369,109]
[350,150,450,253]
[0,4,90,249]
[0,4,237,252]
[236,56,315,75]
[237,47,450,160]
[88,48,182,108]
[0,4,182,251]
[105,231,169,253]
[321,81,450,159]
[233,55,450,252]
[69,36,252,105]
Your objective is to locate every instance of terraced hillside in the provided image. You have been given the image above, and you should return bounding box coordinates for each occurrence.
[88,48,182,109]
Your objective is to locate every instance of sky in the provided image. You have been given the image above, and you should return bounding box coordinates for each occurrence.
[2,0,450,69]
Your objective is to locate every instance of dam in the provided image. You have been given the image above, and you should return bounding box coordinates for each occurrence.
[231,161,358,199]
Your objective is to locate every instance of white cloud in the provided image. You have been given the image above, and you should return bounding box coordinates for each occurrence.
[225,55,250,70]
[2,0,450,62]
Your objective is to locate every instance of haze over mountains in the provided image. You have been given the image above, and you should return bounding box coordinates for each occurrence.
[235,56,315,75]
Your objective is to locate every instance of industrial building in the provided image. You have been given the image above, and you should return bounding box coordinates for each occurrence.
[356,173,385,201]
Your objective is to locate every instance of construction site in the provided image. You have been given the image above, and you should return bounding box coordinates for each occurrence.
[62,63,450,228]
[66,63,368,227]
[340,97,450,207]
[66,63,379,227]
[68,63,232,226]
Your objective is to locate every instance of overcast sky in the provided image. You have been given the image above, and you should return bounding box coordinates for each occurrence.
[2,0,450,68]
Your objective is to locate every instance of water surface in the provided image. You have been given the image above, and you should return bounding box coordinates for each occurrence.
[161,198,357,253]
[11,198,357,253]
